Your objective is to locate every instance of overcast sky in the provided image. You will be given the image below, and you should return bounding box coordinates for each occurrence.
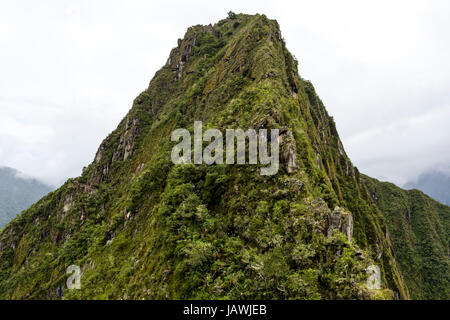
[1,0,449,187]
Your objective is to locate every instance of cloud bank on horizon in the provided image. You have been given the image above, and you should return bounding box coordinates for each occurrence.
[0,0,449,186]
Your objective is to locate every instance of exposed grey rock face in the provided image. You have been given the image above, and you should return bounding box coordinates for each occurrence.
[112,117,139,162]
[63,194,72,213]
[279,130,298,174]
[314,150,322,170]
[169,26,214,80]
[326,206,353,242]
[366,265,381,290]
[94,145,104,163]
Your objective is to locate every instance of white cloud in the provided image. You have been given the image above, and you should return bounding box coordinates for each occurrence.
[0,0,449,186]
[345,104,450,185]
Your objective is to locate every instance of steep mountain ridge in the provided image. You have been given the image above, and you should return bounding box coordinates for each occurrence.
[0,13,432,299]
[364,175,449,299]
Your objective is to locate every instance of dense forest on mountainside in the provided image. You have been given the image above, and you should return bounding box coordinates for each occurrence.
[364,175,449,299]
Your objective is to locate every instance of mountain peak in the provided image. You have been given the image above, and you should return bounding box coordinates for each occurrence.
[0,13,447,300]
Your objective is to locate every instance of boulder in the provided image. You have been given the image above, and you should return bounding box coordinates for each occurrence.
[366,265,381,290]
[327,206,353,242]
[278,130,298,174]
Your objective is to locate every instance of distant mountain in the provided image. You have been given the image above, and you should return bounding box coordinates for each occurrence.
[404,171,450,206]
[0,166,53,228]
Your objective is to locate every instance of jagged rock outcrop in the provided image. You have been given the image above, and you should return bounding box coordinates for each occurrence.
[113,117,139,162]
[326,207,353,242]
[366,265,381,290]
[279,129,298,174]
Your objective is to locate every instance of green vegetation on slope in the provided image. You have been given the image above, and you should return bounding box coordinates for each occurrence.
[0,13,410,299]
[364,175,449,299]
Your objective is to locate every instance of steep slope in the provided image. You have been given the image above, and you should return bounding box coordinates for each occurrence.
[404,170,450,206]
[0,167,52,228]
[364,175,449,299]
[0,14,408,299]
